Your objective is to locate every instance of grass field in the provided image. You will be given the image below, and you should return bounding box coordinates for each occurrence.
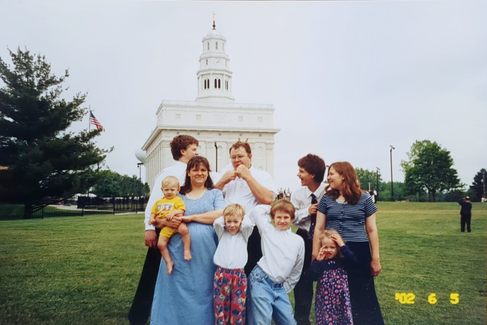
[0,202,485,325]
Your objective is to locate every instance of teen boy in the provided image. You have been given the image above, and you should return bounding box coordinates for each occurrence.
[247,201,305,325]
[291,154,326,325]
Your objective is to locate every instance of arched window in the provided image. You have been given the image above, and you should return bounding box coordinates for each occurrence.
[214,79,217,88]
[207,42,209,50]
[216,42,218,50]
[218,79,221,88]
[206,59,208,65]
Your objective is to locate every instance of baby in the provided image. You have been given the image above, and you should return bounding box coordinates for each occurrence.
[149,175,189,274]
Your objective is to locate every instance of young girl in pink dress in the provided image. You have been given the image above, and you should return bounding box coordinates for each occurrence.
[309,229,356,325]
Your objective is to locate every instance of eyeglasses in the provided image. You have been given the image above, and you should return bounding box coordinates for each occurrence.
[230,155,247,161]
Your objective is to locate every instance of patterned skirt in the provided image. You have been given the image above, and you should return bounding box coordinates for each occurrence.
[315,261,353,325]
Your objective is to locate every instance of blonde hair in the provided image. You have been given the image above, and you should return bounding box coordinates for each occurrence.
[319,229,344,258]
[223,203,245,221]
[161,175,180,189]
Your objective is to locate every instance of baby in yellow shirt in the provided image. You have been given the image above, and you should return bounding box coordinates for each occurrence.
[149,176,189,274]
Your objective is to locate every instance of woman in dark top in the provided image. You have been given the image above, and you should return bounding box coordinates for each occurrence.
[312,161,384,325]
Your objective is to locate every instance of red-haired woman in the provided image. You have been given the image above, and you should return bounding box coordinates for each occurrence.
[312,161,384,325]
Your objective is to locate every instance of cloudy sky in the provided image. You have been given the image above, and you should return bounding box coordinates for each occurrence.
[1,0,486,191]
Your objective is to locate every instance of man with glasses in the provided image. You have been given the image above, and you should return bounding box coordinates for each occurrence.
[214,141,277,275]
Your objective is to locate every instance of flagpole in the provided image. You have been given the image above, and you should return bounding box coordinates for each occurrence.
[88,107,91,132]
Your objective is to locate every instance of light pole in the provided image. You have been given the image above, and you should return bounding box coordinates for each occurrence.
[376,167,380,201]
[390,145,395,201]
[483,170,486,197]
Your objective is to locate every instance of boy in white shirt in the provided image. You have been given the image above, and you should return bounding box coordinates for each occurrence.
[213,204,254,325]
[247,201,305,325]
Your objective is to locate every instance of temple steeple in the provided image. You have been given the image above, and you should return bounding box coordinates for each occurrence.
[196,16,234,103]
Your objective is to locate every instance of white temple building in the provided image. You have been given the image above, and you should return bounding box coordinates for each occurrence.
[142,19,279,190]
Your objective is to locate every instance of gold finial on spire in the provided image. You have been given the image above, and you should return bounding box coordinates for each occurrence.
[212,12,216,30]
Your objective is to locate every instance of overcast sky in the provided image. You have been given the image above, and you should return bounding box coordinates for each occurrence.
[1,0,486,191]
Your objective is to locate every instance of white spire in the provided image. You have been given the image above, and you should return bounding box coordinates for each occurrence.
[196,17,234,103]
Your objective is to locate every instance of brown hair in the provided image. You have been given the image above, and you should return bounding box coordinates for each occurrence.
[325,161,362,205]
[270,200,295,220]
[179,156,214,194]
[298,154,326,183]
[223,203,245,221]
[170,135,198,161]
[229,141,252,155]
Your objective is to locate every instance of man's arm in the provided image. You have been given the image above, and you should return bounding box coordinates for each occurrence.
[236,165,274,204]
[213,170,237,191]
[145,174,164,231]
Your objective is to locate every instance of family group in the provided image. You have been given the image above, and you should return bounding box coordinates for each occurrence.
[128,135,384,325]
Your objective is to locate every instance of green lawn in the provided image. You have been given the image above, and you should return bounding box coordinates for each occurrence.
[0,202,486,325]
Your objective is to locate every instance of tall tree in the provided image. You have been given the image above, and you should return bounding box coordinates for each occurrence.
[401,140,432,174]
[0,48,109,218]
[403,140,461,202]
[469,168,486,201]
[355,168,382,192]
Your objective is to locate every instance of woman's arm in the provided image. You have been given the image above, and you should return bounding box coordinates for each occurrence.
[182,209,224,225]
[312,210,326,260]
[365,213,381,277]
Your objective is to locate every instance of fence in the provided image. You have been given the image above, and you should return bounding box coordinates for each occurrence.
[0,196,148,220]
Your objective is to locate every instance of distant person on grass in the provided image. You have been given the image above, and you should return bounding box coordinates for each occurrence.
[148,176,189,275]
[458,196,472,232]
[213,203,254,325]
[129,135,198,325]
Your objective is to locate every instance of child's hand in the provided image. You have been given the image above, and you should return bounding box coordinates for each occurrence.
[165,210,183,221]
[331,234,345,247]
[149,215,156,225]
[316,247,327,261]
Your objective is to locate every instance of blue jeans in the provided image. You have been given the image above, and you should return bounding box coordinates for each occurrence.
[247,265,297,325]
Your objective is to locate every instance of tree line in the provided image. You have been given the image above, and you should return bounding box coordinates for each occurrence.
[355,140,485,202]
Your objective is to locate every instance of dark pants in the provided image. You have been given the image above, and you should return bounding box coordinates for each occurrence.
[461,214,472,232]
[128,245,161,325]
[244,227,263,277]
[294,228,313,325]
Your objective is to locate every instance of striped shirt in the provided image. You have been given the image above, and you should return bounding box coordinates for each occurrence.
[317,192,378,243]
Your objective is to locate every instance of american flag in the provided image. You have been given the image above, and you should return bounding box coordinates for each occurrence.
[89,112,105,131]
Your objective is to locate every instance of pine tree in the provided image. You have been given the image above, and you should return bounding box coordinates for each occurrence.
[0,48,108,218]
